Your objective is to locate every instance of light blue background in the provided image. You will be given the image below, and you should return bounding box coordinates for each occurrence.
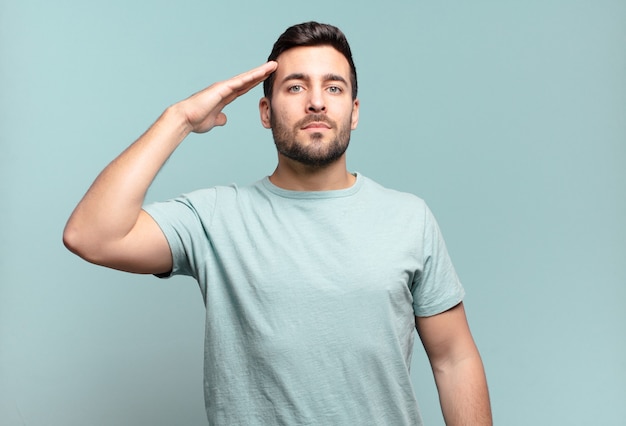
[1,1,624,424]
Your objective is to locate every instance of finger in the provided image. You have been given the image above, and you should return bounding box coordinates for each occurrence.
[233,61,278,88]
[222,61,278,98]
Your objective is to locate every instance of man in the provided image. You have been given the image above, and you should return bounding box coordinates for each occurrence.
[64,22,492,425]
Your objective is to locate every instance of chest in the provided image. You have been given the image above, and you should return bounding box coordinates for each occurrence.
[206,200,423,319]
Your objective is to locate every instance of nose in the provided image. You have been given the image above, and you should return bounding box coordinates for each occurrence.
[307,88,326,113]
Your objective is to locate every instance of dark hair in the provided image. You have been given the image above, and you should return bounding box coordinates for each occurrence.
[263,22,358,100]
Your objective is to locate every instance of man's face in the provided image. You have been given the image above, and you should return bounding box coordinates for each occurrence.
[259,45,359,167]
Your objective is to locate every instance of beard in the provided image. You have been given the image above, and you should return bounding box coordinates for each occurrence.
[270,109,352,168]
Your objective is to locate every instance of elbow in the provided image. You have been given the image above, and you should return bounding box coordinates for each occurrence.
[63,221,84,256]
[63,221,98,262]
[63,221,127,270]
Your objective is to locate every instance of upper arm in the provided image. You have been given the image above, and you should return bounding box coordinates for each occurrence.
[415,302,479,370]
[65,209,173,275]
[112,209,173,275]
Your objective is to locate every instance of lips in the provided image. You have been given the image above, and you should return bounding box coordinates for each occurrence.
[302,122,331,130]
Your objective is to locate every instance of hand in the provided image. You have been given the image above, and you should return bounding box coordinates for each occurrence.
[176,61,278,134]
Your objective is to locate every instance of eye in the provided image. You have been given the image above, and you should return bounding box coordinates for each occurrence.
[327,86,343,94]
[288,85,304,93]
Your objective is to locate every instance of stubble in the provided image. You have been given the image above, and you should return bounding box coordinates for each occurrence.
[270,110,352,168]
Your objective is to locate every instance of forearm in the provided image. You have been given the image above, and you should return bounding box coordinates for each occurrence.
[63,105,190,256]
[433,352,492,426]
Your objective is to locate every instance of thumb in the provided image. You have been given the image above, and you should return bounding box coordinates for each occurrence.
[214,112,227,127]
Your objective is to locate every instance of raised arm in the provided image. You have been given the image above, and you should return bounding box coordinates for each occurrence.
[63,61,278,275]
[415,302,492,425]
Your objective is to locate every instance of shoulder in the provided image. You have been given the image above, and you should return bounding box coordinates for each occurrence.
[171,181,250,206]
[359,174,428,211]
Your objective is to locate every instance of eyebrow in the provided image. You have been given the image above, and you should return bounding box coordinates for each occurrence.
[280,73,349,86]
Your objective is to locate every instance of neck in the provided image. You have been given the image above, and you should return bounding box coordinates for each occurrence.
[269,154,355,191]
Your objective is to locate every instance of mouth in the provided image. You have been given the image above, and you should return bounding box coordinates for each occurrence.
[301,122,332,130]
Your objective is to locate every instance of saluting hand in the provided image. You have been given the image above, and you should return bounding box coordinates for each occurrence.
[176,61,278,134]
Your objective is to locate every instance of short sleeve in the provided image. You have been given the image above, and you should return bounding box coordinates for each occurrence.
[411,205,465,317]
[142,188,217,282]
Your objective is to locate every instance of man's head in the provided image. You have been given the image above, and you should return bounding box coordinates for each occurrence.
[263,22,358,101]
[259,22,360,169]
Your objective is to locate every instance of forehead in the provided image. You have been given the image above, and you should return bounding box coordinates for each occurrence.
[274,45,351,81]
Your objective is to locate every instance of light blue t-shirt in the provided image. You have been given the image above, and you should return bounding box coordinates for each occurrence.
[144,173,464,425]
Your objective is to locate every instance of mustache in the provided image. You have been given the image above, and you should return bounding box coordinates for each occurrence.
[295,114,336,129]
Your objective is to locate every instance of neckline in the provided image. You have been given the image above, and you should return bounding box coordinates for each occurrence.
[260,173,363,199]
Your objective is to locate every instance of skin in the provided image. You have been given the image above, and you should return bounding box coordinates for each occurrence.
[259,45,360,191]
[63,45,491,425]
[417,303,493,425]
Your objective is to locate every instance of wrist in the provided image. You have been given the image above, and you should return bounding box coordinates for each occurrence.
[162,103,194,137]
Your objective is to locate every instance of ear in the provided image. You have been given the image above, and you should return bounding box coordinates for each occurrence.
[351,99,360,130]
[259,97,271,129]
